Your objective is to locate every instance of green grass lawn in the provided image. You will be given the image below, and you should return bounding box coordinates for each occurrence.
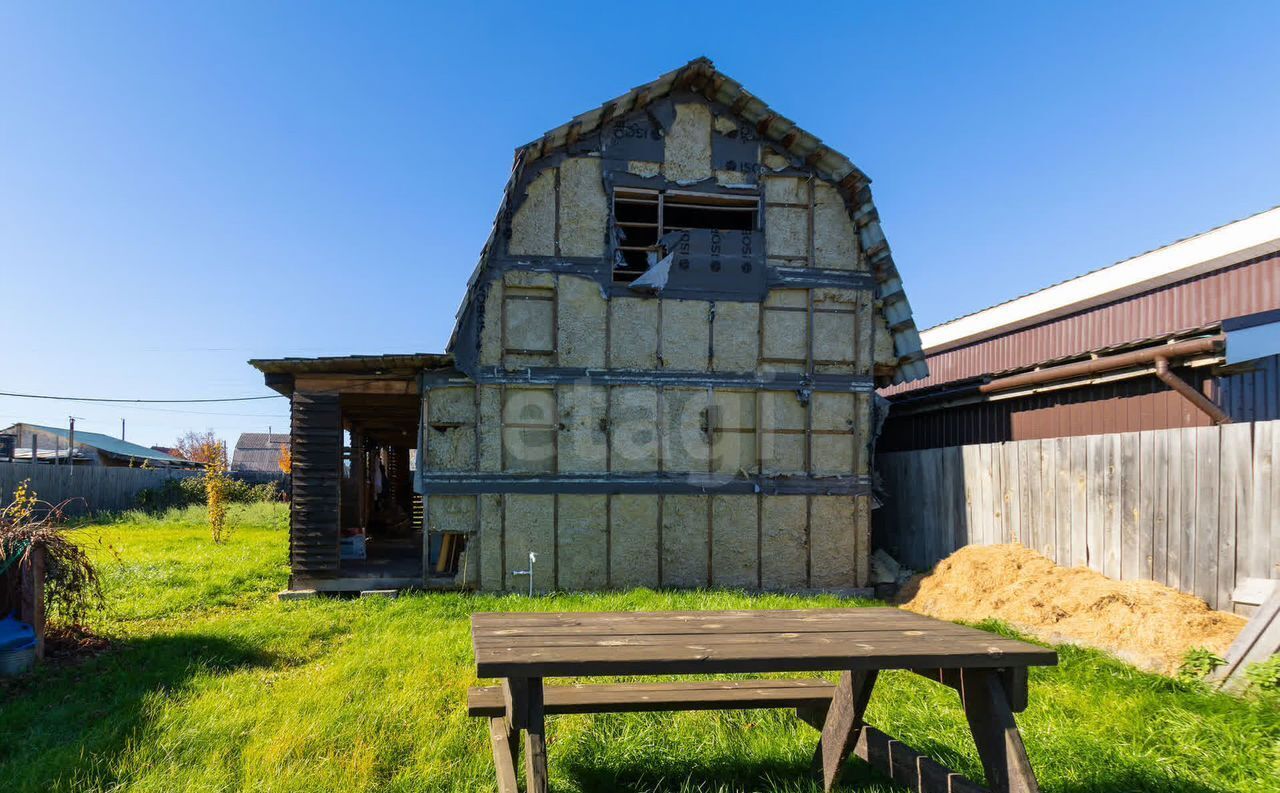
[1,504,1276,792]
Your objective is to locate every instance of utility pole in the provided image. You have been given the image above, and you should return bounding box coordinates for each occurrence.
[121,418,126,441]
[68,417,76,478]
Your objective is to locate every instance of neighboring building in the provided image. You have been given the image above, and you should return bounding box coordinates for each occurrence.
[2,423,205,468]
[251,59,926,592]
[880,206,1280,452]
[150,445,184,459]
[231,432,289,473]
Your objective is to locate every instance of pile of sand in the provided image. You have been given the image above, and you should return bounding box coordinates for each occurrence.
[896,544,1246,675]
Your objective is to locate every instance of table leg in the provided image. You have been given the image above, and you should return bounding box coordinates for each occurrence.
[488,717,520,793]
[522,678,549,793]
[813,669,878,792]
[502,677,549,793]
[960,669,1040,793]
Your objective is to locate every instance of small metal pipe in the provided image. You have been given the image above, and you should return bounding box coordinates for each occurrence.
[1154,356,1232,425]
[510,551,537,597]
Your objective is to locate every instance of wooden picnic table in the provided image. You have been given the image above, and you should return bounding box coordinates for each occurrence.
[470,607,1057,793]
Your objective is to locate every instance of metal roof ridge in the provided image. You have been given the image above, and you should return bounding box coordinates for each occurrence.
[920,203,1280,352]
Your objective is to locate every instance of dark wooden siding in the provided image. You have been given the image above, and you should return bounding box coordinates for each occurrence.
[290,391,342,576]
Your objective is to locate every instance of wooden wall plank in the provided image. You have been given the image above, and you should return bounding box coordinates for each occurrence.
[1179,427,1198,595]
[1085,435,1103,572]
[1119,432,1140,581]
[1018,441,1036,551]
[1220,423,1251,614]
[1002,442,1020,544]
[1272,424,1280,583]
[1194,426,1220,608]
[1069,436,1088,568]
[1152,429,1169,584]
[1054,437,1072,566]
[976,442,993,546]
[1039,439,1057,560]
[1103,434,1122,580]
[1247,423,1274,589]
[962,443,980,550]
[1138,431,1155,581]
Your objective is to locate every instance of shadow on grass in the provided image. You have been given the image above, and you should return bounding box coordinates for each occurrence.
[0,632,279,791]
[561,754,822,793]
[560,743,1230,793]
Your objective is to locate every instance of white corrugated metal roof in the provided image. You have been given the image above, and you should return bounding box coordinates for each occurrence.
[922,205,1280,352]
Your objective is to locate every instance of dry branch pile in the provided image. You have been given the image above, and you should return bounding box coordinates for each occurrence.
[0,482,103,625]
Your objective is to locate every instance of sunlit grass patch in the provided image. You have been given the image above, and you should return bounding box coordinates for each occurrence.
[1,506,1275,792]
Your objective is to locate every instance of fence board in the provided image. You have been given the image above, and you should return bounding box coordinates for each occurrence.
[976,443,993,546]
[1053,436,1071,565]
[1271,424,1280,581]
[1195,427,1220,608]
[1180,427,1198,595]
[1003,442,1020,544]
[1220,423,1251,614]
[1069,436,1088,568]
[1120,432,1140,581]
[875,420,1280,612]
[1151,430,1167,583]
[1249,422,1274,589]
[1138,431,1155,581]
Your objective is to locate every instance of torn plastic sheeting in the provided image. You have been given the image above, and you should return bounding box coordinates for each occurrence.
[628,251,674,294]
[648,228,767,298]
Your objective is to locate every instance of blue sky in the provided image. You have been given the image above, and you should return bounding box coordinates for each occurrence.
[2,2,1278,448]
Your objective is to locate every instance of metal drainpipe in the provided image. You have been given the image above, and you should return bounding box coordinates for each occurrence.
[1153,356,1232,425]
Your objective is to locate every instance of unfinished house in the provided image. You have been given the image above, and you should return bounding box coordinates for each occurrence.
[252,58,925,593]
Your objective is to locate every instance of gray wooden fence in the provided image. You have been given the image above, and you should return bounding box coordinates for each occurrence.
[0,462,281,515]
[875,420,1279,614]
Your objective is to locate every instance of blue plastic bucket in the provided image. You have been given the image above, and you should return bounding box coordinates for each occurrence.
[0,642,36,677]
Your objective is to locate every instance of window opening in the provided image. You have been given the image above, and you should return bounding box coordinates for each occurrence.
[613,188,758,283]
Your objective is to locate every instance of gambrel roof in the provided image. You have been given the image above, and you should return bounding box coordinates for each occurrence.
[450,57,926,384]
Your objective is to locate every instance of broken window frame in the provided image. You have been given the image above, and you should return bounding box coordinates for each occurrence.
[612,187,760,283]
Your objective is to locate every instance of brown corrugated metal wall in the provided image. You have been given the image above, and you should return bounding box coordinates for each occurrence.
[881,367,1212,451]
[881,355,1280,452]
[884,251,1280,396]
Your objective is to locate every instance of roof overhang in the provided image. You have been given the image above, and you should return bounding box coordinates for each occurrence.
[249,353,452,375]
[249,353,454,396]
[921,206,1280,354]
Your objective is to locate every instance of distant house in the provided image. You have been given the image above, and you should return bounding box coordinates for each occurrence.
[231,432,289,473]
[1,423,204,468]
[149,445,184,459]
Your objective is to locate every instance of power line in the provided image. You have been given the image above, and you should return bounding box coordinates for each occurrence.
[0,391,284,404]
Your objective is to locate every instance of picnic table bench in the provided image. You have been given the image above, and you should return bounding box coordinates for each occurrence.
[469,607,1057,793]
